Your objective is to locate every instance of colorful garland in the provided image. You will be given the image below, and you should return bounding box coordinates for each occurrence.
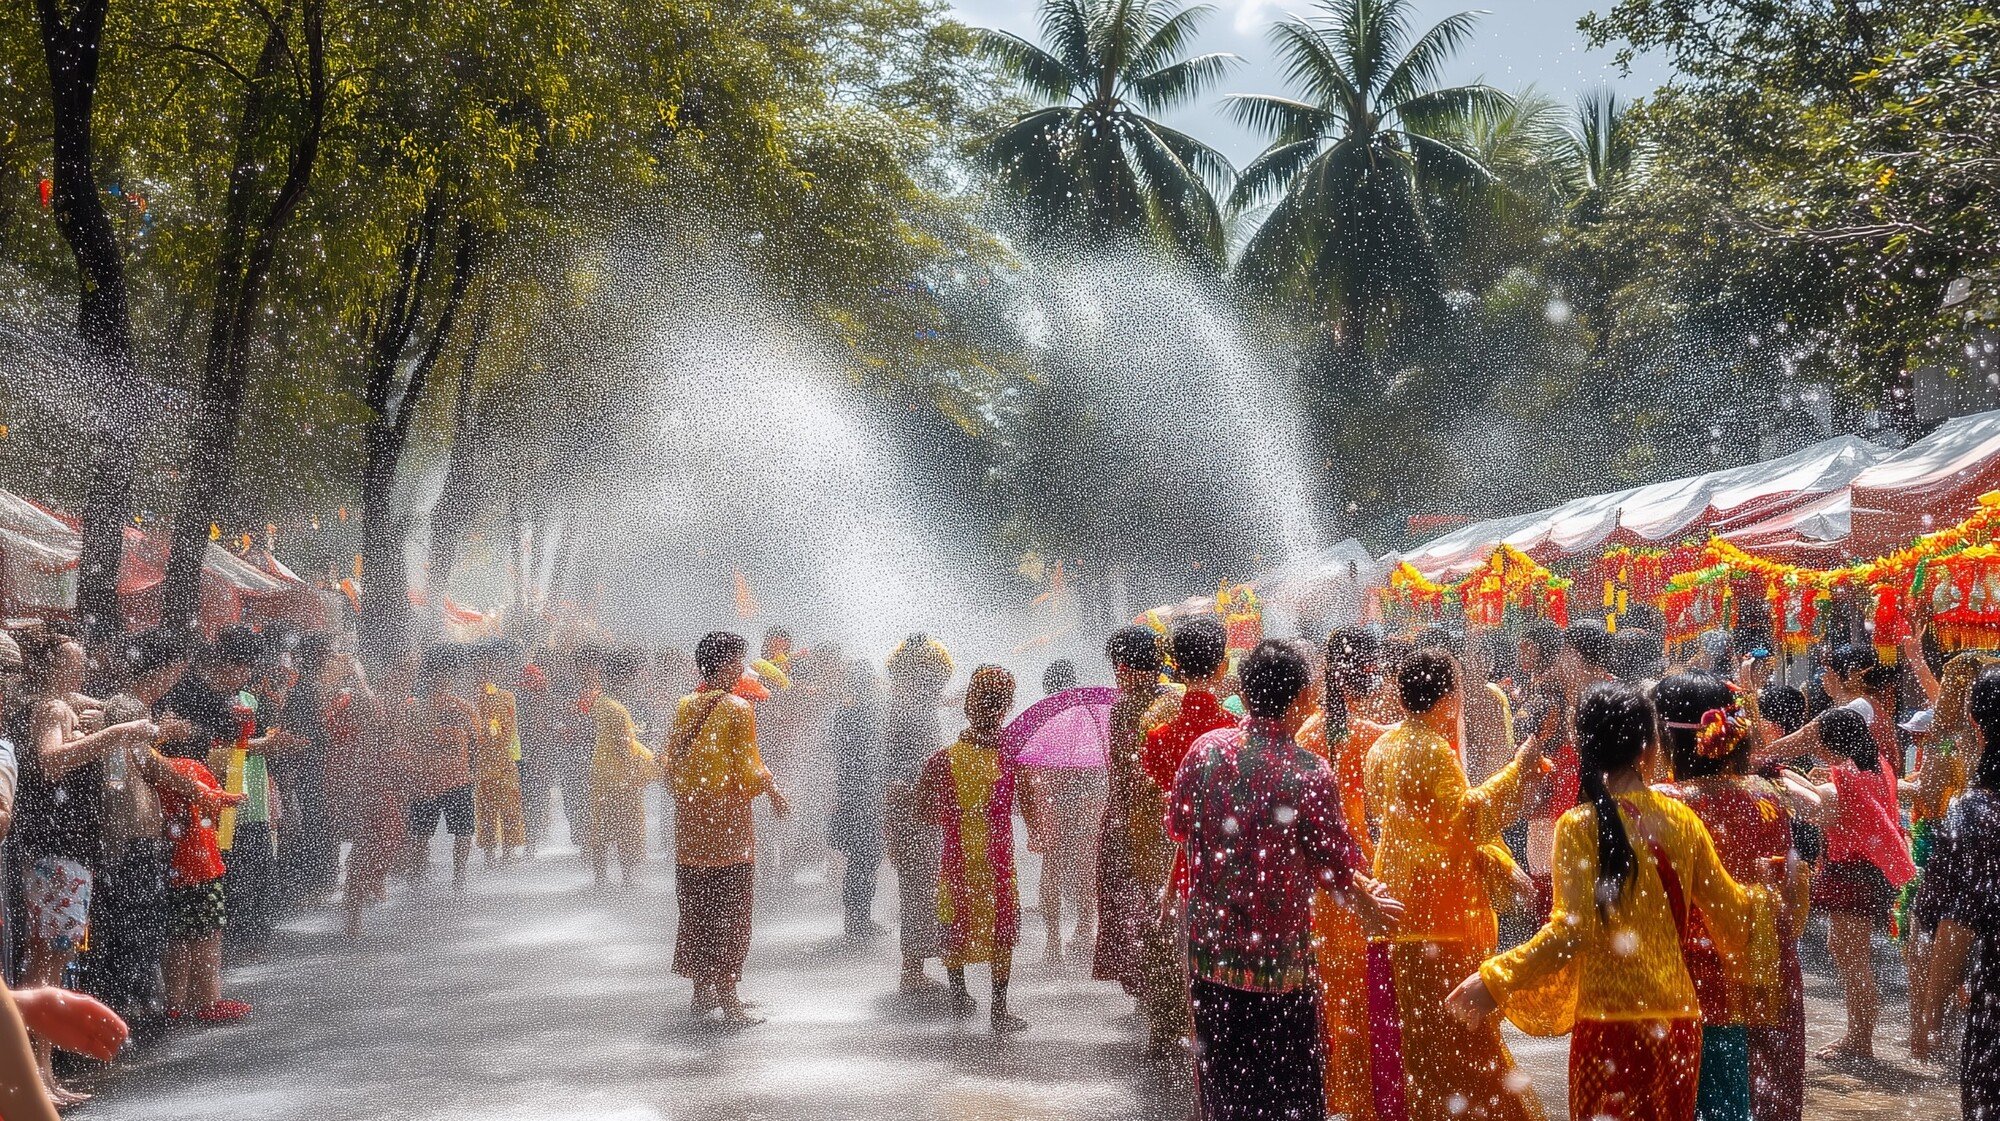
[1382,493,2000,652]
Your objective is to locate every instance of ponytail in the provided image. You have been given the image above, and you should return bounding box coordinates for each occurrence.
[1969,669,2000,792]
[1573,682,1655,918]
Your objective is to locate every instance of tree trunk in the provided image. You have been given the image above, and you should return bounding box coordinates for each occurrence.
[355,216,480,661]
[37,0,135,636]
[423,281,496,608]
[161,0,326,631]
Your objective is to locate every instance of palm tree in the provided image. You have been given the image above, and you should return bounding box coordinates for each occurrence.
[1227,0,1507,353]
[1565,89,1637,226]
[974,0,1239,263]
[1431,88,1575,286]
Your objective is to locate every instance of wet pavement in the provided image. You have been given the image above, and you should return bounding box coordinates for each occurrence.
[83,823,1961,1121]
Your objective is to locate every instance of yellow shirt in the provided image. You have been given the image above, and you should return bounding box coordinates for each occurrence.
[1365,719,1526,945]
[590,694,656,787]
[666,690,771,867]
[1479,788,1779,1034]
[475,685,520,776]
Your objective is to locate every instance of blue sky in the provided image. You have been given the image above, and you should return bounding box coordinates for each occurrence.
[946,0,1672,165]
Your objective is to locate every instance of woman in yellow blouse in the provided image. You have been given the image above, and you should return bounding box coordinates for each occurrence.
[1366,649,1544,1121]
[665,631,789,1026]
[1446,682,1785,1121]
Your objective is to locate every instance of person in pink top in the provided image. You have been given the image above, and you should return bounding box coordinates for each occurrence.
[1794,706,1915,1062]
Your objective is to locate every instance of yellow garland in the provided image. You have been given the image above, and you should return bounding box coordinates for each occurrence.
[1685,493,2000,592]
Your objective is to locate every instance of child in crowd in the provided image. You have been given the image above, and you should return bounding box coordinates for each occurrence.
[159,754,246,1021]
[923,665,1026,1032]
[1797,706,1915,1063]
[587,648,657,886]
[472,641,527,866]
[1655,674,1812,1121]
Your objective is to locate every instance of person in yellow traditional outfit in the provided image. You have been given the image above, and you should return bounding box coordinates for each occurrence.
[584,648,659,887]
[472,640,526,866]
[1366,649,1544,1121]
[1447,681,1785,1121]
[921,665,1027,1032]
[665,631,788,1025]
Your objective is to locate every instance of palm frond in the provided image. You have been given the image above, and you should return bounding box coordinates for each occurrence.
[1125,117,1228,261]
[1129,51,1241,114]
[1228,136,1325,210]
[1392,83,1510,138]
[973,28,1084,105]
[1327,0,1416,102]
[1376,9,1483,109]
[1129,3,1217,76]
[1403,130,1498,193]
[1040,0,1097,87]
[1267,16,1362,115]
[1224,94,1338,147]
[1134,115,1237,193]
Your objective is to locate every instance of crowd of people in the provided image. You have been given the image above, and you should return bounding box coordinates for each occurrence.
[0,600,1991,1121]
[778,608,1994,1121]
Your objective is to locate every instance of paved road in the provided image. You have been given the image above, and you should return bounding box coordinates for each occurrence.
[82,830,1959,1121]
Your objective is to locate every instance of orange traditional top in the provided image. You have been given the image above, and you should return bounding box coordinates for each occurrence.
[1479,788,1780,1034]
[1299,712,1389,864]
[1364,719,1527,945]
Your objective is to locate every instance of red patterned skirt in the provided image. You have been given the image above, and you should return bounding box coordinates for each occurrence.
[1569,1017,1701,1121]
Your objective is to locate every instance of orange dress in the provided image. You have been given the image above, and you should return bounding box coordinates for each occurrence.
[1366,719,1542,1121]
[1300,712,1388,1121]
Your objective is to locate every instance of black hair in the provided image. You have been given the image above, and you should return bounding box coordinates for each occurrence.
[1574,682,1655,918]
[1412,624,1464,658]
[1858,662,1899,698]
[1041,659,1078,694]
[1241,639,1310,721]
[1613,627,1665,684]
[419,642,475,689]
[1170,616,1228,681]
[16,625,75,696]
[1825,643,1878,680]
[121,628,190,680]
[695,632,748,679]
[604,647,646,685]
[1969,669,2000,790]
[763,627,793,643]
[1481,632,1516,683]
[208,624,265,668]
[1520,623,1564,661]
[293,631,333,681]
[1656,673,1741,780]
[1816,706,1879,771]
[1324,627,1381,733]
[1105,624,1163,674]
[1621,603,1667,634]
[1758,684,1808,735]
[1566,621,1615,671]
[1396,649,1456,715]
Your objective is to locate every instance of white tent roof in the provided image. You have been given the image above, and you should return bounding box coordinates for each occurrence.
[1852,411,2000,494]
[1396,436,1890,580]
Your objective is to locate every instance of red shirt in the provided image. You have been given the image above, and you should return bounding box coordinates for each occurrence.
[160,757,226,887]
[1657,775,1794,1023]
[1143,689,1238,899]
[1143,690,1236,792]
[415,693,477,797]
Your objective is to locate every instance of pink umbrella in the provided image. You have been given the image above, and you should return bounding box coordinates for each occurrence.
[1002,686,1118,769]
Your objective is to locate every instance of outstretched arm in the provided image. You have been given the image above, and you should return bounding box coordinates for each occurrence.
[0,985,59,1121]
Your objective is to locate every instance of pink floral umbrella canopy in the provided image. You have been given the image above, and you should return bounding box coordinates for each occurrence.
[1002,686,1118,769]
